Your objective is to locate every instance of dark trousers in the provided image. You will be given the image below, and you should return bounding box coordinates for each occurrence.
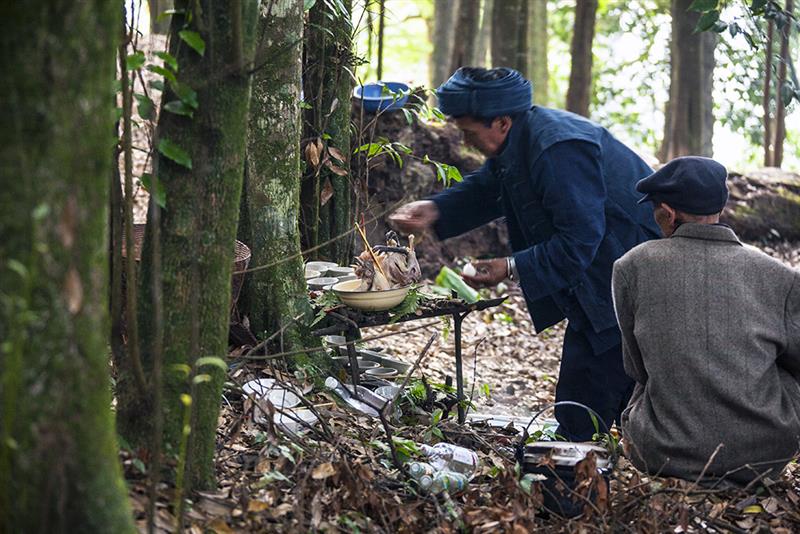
[554,325,634,441]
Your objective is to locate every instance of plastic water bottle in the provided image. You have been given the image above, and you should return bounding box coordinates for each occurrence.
[419,443,479,477]
[429,470,469,494]
[408,461,436,480]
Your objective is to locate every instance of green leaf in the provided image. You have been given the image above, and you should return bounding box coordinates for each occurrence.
[446,164,463,184]
[32,203,50,220]
[711,21,728,33]
[134,93,155,120]
[431,408,443,425]
[147,64,177,84]
[688,0,718,12]
[299,101,313,110]
[164,100,194,117]
[193,374,212,384]
[155,51,178,71]
[728,22,740,38]
[304,0,317,9]
[126,51,146,70]
[171,82,198,109]
[7,259,27,279]
[140,173,166,208]
[694,10,720,32]
[402,108,413,125]
[781,81,796,107]
[179,30,205,56]
[432,427,444,439]
[158,8,184,22]
[158,138,192,169]
[171,363,191,377]
[132,458,147,474]
[196,356,228,371]
[750,0,767,13]
[149,79,165,92]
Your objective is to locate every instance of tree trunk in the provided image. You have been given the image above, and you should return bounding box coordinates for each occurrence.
[148,0,173,34]
[432,0,460,88]
[0,2,135,531]
[772,0,793,168]
[474,0,493,67]
[450,0,481,72]
[491,0,523,68]
[301,0,355,265]
[377,0,385,80]
[124,0,259,491]
[240,0,320,362]
[528,0,549,105]
[658,0,716,160]
[565,0,597,117]
[763,19,774,166]
[515,0,529,75]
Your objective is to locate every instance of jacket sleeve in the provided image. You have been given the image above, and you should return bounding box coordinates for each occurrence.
[612,260,647,383]
[512,141,607,301]
[780,271,800,379]
[430,161,503,240]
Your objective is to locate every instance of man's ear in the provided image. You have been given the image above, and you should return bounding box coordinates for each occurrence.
[495,115,513,134]
[661,203,677,225]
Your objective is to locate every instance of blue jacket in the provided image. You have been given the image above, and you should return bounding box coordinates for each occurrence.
[432,107,660,353]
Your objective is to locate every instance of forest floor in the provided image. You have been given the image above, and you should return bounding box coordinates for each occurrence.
[122,241,800,533]
[121,33,800,534]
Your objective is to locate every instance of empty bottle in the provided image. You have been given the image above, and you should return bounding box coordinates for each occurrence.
[419,443,479,477]
[429,470,469,494]
[408,461,436,480]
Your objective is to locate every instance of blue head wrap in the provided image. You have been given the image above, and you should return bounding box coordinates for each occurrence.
[436,67,533,118]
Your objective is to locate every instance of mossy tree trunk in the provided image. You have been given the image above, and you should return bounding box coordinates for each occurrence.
[0,2,135,531]
[491,0,523,69]
[120,0,259,491]
[301,0,354,265]
[528,0,549,105]
[239,0,320,363]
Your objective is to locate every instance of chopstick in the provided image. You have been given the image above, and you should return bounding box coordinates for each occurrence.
[355,222,388,278]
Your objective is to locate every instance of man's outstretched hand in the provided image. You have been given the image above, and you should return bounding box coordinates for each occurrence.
[461,258,508,288]
[388,200,439,234]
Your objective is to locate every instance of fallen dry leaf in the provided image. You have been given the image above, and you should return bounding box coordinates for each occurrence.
[312,462,336,480]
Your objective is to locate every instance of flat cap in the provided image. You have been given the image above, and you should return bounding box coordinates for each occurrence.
[636,156,729,215]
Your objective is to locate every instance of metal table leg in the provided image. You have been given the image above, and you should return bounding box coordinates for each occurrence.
[344,326,361,398]
[454,312,466,423]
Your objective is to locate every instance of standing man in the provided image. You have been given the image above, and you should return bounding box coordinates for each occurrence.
[390,67,660,440]
[613,157,800,484]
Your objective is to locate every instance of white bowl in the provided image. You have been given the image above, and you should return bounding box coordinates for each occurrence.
[307,276,339,290]
[365,367,399,378]
[306,261,337,276]
[328,266,355,278]
[304,269,321,280]
[332,279,410,311]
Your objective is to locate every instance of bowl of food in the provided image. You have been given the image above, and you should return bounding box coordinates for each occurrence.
[332,279,410,311]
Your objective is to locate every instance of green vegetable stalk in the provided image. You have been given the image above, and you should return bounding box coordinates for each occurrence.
[434,266,481,303]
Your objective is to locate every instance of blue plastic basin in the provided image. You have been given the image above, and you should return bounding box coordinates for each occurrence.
[353,81,410,113]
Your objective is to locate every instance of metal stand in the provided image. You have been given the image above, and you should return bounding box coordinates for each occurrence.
[313,296,506,419]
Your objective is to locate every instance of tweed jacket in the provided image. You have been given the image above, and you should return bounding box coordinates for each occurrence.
[612,223,800,483]
[432,107,660,353]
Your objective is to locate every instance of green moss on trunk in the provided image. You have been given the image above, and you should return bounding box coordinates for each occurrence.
[0,2,135,531]
[122,0,259,491]
[301,0,355,265]
[239,0,321,362]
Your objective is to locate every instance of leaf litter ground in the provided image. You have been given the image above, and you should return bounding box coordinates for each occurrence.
[123,242,800,533]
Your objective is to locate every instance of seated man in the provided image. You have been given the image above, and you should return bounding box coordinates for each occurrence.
[612,156,800,484]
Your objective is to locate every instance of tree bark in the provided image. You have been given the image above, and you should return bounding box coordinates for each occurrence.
[528,0,549,105]
[475,0,493,67]
[515,0,529,75]
[0,2,135,531]
[658,0,716,160]
[124,0,259,491]
[763,19,774,166]
[450,0,481,72]
[565,0,598,117]
[148,0,173,34]
[240,0,320,361]
[491,0,523,68]
[432,0,460,88]
[302,0,355,265]
[772,0,793,168]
